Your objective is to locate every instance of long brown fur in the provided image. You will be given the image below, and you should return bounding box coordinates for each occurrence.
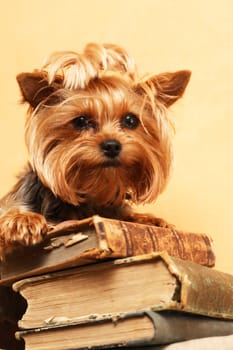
[0,43,191,258]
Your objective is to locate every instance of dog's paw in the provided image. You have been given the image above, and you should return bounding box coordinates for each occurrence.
[0,208,48,258]
[125,212,175,229]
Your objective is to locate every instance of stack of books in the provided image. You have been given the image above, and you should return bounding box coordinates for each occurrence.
[0,215,233,350]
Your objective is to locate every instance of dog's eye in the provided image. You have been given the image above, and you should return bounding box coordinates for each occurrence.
[72,115,96,131]
[121,113,139,130]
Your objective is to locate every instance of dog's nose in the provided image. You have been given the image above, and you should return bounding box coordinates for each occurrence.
[100,139,122,158]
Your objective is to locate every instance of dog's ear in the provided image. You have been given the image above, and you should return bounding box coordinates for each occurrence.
[16,72,63,108]
[136,70,191,107]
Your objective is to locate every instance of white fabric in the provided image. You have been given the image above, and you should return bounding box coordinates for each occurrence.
[155,335,233,350]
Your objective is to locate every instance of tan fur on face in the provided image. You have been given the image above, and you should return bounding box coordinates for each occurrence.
[24,74,173,206]
[17,43,191,208]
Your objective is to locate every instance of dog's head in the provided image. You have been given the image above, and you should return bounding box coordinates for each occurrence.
[17,43,191,207]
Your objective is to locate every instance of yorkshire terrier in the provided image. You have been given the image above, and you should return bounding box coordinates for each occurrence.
[0,43,191,258]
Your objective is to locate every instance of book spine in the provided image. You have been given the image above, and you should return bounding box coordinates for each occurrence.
[94,216,215,267]
[166,254,233,319]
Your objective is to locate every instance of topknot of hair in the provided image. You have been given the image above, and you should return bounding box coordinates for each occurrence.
[42,43,137,89]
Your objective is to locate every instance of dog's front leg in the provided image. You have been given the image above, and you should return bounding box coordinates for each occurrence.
[123,211,174,229]
[0,207,48,259]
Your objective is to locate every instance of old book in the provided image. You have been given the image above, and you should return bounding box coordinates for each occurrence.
[16,310,233,350]
[0,215,215,285]
[13,252,233,330]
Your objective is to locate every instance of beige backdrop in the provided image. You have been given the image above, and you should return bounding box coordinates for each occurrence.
[0,0,232,273]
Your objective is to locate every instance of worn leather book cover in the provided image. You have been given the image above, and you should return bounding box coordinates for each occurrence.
[16,309,233,350]
[0,215,215,285]
[13,252,233,330]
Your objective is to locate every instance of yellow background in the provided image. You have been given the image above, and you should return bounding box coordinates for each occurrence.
[0,0,232,273]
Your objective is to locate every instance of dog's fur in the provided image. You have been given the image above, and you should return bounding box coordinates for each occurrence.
[0,43,191,257]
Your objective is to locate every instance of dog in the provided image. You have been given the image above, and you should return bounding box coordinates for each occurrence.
[0,43,191,258]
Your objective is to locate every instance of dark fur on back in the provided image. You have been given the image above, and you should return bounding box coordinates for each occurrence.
[13,165,129,223]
